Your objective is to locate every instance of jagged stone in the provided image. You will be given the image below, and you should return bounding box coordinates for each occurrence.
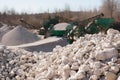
[105,72,117,80]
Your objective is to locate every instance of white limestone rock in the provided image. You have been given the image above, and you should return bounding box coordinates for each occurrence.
[70,70,76,77]
[117,76,120,80]
[4,49,10,54]
[110,66,119,73]
[62,64,71,80]
[62,56,69,65]
[0,45,6,52]
[107,29,120,35]
[45,68,55,79]
[92,61,101,69]
[79,64,90,72]
[71,63,79,70]
[75,70,85,79]
[113,41,120,49]
[111,57,118,63]
[101,66,109,72]
[93,69,102,77]
[95,48,118,60]
[105,71,117,80]
[89,75,99,80]
[68,77,76,80]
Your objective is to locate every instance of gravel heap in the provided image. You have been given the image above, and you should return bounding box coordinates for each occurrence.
[0,25,14,41]
[54,23,69,30]
[1,25,40,46]
[0,29,120,80]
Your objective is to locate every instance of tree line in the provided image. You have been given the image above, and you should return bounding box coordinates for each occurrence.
[0,0,120,27]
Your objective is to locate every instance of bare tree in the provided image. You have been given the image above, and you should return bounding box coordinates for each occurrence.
[101,0,117,18]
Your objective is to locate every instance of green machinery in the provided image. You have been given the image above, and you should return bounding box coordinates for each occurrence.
[20,13,117,43]
[64,13,115,43]
[49,13,115,43]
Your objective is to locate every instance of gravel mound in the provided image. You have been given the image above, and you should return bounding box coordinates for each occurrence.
[54,23,69,30]
[0,25,14,41]
[1,25,40,46]
[0,29,120,80]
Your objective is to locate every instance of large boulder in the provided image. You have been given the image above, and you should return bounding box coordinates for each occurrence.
[95,48,118,61]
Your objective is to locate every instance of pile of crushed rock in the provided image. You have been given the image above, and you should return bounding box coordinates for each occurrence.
[54,23,69,30]
[0,29,120,80]
[1,25,40,46]
[0,25,14,41]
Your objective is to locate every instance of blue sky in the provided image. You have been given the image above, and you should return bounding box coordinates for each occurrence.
[0,0,103,13]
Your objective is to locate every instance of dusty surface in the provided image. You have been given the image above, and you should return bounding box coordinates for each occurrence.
[8,37,68,52]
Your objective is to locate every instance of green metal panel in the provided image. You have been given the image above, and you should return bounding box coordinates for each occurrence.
[96,18,115,28]
[51,30,66,37]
